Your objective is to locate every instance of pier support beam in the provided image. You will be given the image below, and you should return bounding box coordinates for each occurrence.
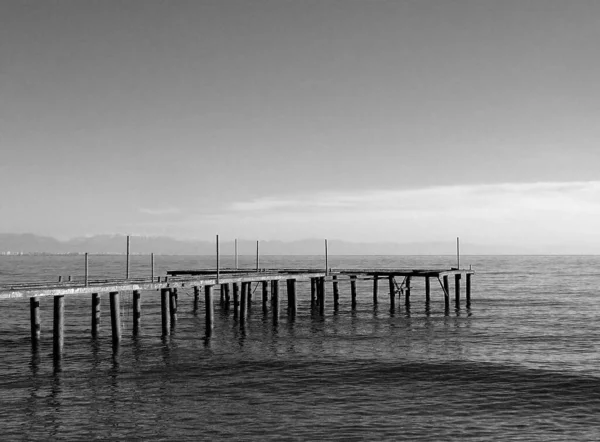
[91,293,100,338]
[53,295,65,361]
[240,281,247,325]
[310,278,317,309]
[405,276,412,309]
[160,288,170,336]
[388,276,395,311]
[193,286,200,313]
[455,274,461,310]
[373,275,379,306]
[332,276,339,310]
[287,279,297,318]
[425,277,431,308]
[205,285,214,336]
[133,290,141,336]
[271,280,280,325]
[466,274,471,308]
[262,281,268,314]
[223,283,230,310]
[30,297,41,351]
[318,277,326,315]
[170,288,178,325]
[443,276,450,311]
[232,283,240,318]
[350,276,357,310]
[109,291,121,347]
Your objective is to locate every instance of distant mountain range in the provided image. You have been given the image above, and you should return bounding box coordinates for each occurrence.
[0,233,596,255]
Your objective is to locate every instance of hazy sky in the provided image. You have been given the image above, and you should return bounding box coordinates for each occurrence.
[1,1,600,251]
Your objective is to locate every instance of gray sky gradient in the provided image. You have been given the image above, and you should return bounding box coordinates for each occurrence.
[1,1,599,250]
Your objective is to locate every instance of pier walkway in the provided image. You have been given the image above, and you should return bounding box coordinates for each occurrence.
[0,266,474,363]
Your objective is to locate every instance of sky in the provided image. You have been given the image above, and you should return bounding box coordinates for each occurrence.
[1,0,600,252]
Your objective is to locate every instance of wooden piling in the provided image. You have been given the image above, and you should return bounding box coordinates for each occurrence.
[425,277,431,307]
[91,293,100,338]
[350,276,357,310]
[133,290,141,335]
[247,282,253,305]
[388,275,395,310]
[160,288,170,336]
[271,280,280,324]
[193,286,200,313]
[262,280,268,314]
[30,297,40,351]
[170,288,178,325]
[332,275,339,309]
[466,273,472,308]
[373,275,379,305]
[310,278,317,309]
[455,274,461,310]
[222,283,230,310]
[205,285,214,335]
[405,276,412,309]
[443,275,450,311]
[233,283,240,318]
[287,279,297,317]
[318,277,326,316]
[240,281,247,324]
[53,295,64,360]
[109,291,121,347]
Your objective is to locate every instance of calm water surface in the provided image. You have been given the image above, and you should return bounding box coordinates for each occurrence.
[1,255,600,440]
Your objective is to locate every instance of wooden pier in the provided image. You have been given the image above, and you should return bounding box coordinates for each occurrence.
[0,266,474,363]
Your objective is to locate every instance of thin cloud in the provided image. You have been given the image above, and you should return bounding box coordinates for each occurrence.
[138,207,182,216]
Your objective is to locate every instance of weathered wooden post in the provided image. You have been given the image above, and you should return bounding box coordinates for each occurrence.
[233,283,240,318]
[220,284,225,306]
[425,277,431,307]
[53,295,65,361]
[455,274,461,310]
[332,275,339,310]
[318,277,326,315]
[109,291,121,347]
[92,293,100,337]
[271,280,280,325]
[133,290,141,335]
[247,282,253,305]
[170,288,178,325]
[466,273,472,308]
[240,281,247,325]
[262,280,268,314]
[193,286,200,313]
[205,285,214,336]
[405,276,412,309]
[388,275,395,310]
[30,297,41,351]
[443,275,450,311]
[222,283,230,310]
[373,275,379,306]
[160,288,170,336]
[287,279,297,317]
[310,278,317,309]
[350,276,357,310]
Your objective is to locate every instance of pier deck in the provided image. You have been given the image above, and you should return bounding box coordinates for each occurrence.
[0,266,474,363]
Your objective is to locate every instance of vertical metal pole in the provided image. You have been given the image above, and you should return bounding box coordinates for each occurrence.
[234,238,238,269]
[325,239,328,275]
[256,240,259,271]
[216,234,220,282]
[84,253,88,286]
[151,253,155,281]
[126,235,130,279]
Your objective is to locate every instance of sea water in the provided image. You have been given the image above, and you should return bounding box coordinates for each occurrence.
[1,255,599,440]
